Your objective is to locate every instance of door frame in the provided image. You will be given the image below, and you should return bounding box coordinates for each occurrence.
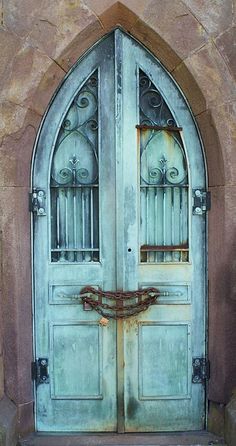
[31,27,209,432]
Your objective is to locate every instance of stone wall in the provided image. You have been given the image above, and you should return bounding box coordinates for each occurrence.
[0,0,235,436]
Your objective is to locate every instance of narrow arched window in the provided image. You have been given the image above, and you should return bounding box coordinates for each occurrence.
[138,70,188,262]
[50,71,99,262]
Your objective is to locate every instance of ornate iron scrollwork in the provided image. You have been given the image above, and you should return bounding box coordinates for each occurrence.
[50,71,99,263]
[138,69,189,263]
[139,70,177,128]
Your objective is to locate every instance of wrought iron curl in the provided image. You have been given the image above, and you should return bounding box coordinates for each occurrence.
[139,69,177,127]
[141,155,187,186]
[86,119,98,131]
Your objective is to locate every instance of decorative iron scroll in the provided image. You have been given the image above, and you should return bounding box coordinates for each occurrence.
[80,286,160,319]
[50,71,99,263]
[139,69,189,263]
[139,69,177,127]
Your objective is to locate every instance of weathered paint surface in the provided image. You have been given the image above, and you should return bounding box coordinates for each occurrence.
[33,30,206,432]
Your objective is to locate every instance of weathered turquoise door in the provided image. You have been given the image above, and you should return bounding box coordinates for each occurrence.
[33,29,207,432]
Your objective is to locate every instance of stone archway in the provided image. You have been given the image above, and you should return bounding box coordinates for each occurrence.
[0,0,235,438]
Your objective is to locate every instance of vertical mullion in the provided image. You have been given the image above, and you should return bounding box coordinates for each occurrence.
[146,187,149,262]
[56,190,60,249]
[174,187,180,262]
[163,187,166,262]
[59,188,66,261]
[90,187,94,257]
[85,187,91,262]
[180,187,183,262]
[140,187,146,262]
[155,187,158,262]
[171,187,174,262]
[81,187,85,261]
[73,188,77,261]
[65,190,68,250]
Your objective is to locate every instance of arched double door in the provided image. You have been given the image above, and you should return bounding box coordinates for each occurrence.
[32,29,207,432]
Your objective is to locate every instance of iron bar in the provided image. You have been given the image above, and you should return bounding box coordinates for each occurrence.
[136,124,182,132]
[51,248,99,252]
[141,244,189,252]
[56,191,60,248]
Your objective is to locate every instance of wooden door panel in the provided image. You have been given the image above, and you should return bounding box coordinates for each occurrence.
[138,322,190,399]
[50,322,103,399]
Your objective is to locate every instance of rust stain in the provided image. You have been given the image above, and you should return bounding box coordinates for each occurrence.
[136,124,182,132]
[141,243,189,252]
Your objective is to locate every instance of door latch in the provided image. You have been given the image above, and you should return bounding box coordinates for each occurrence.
[192,189,211,215]
[192,357,210,383]
[31,358,49,386]
[29,188,46,216]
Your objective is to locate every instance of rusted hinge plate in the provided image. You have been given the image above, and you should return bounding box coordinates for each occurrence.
[192,189,211,215]
[31,358,49,386]
[192,357,210,383]
[29,188,46,215]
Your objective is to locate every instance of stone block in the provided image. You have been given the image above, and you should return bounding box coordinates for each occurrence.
[0,357,3,401]
[195,109,225,187]
[3,0,43,38]
[142,0,208,61]
[183,0,233,37]
[208,186,227,402]
[28,62,65,117]
[56,19,103,72]
[83,0,116,16]
[185,43,236,108]
[99,2,140,31]
[208,186,236,403]
[0,29,21,87]
[131,19,182,72]
[215,26,236,79]
[0,187,33,404]
[26,1,98,61]
[17,402,34,437]
[172,62,207,115]
[1,47,52,108]
[208,401,225,437]
[0,107,41,187]
[225,390,236,446]
[0,102,28,142]
[0,396,17,446]
[210,102,236,186]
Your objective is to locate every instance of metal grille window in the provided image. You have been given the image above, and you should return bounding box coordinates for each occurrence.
[138,70,189,263]
[50,71,99,262]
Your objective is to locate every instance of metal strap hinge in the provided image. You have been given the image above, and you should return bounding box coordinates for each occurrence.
[192,189,211,215]
[192,357,210,384]
[29,188,46,215]
[31,358,49,386]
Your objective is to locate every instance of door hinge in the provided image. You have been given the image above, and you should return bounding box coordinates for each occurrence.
[29,188,46,215]
[31,358,49,386]
[192,357,210,384]
[192,189,211,215]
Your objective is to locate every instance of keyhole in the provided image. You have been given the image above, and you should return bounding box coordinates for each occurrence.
[128,248,132,252]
